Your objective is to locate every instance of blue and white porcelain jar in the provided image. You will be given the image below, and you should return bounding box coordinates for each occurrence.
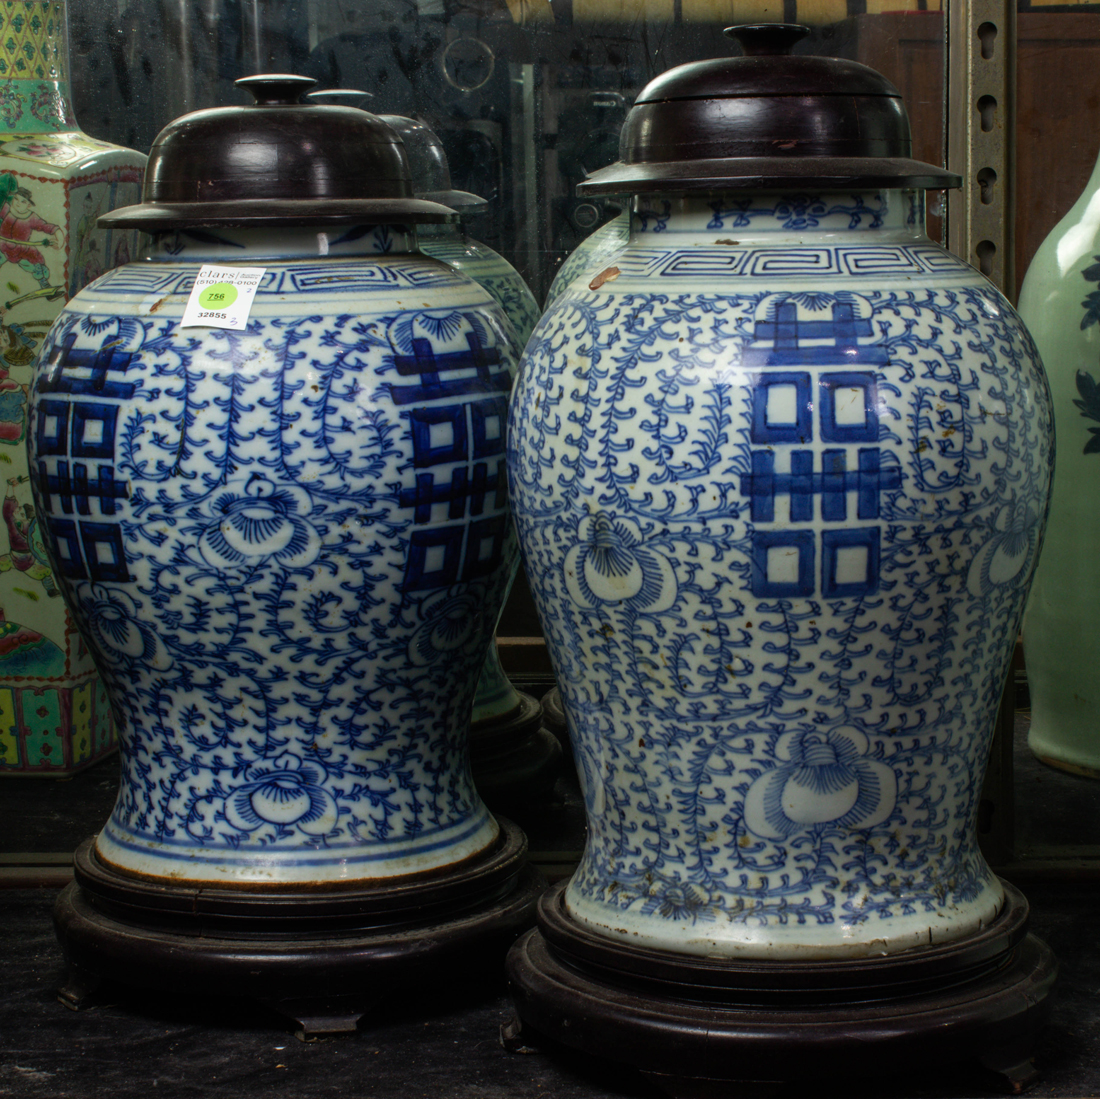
[378,115,540,350]
[376,114,561,799]
[509,30,1052,958]
[377,115,539,731]
[417,224,540,351]
[29,78,522,887]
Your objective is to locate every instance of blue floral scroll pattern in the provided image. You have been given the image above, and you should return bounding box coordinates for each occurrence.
[30,290,519,865]
[509,285,1051,929]
[418,235,541,346]
[1076,259,1100,455]
[474,272,541,346]
[1073,370,1100,454]
[1079,253,1100,330]
[706,192,888,232]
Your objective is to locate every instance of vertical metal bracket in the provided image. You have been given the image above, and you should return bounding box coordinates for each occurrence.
[507,63,545,300]
[947,0,1017,301]
[948,0,1018,866]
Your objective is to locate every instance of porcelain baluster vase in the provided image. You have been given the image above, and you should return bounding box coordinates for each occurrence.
[416,217,561,801]
[377,113,561,805]
[1019,145,1100,778]
[39,222,518,884]
[0,0,144,776]
[43,77,540,1028]
[514,186,1050,952]
[505,25,1058,1089]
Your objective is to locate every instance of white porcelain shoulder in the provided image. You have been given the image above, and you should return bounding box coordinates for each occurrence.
[544,211,630,307]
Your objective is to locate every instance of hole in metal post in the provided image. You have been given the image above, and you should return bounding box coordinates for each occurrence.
[978,95,997,133]
[978,21,997,60]
[976,239,997,276]
[977,167,998,205]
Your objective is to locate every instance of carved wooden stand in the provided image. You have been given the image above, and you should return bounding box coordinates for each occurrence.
[506,879,1056,1097]
[470,691,562,809]
[56,819,542,1039]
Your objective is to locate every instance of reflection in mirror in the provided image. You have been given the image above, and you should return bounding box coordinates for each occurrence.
[67,0,947,301]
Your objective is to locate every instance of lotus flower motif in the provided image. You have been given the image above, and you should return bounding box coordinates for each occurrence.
[743,726,897,840]
[408,588,484,666]
[649,880,712,921]
[79,585,171,672]
[564,513,677,613]
[198,473,321,574]
[967,500,1039,598]
[224,752,338,836]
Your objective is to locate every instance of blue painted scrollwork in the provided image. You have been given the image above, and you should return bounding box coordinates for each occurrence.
[509,279,1050,933]
[30,269,520,870]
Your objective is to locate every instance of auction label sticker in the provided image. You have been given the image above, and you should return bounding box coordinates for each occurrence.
[180,265,267,329]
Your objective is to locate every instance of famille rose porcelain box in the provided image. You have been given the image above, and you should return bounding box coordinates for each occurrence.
[0,0,143,775]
